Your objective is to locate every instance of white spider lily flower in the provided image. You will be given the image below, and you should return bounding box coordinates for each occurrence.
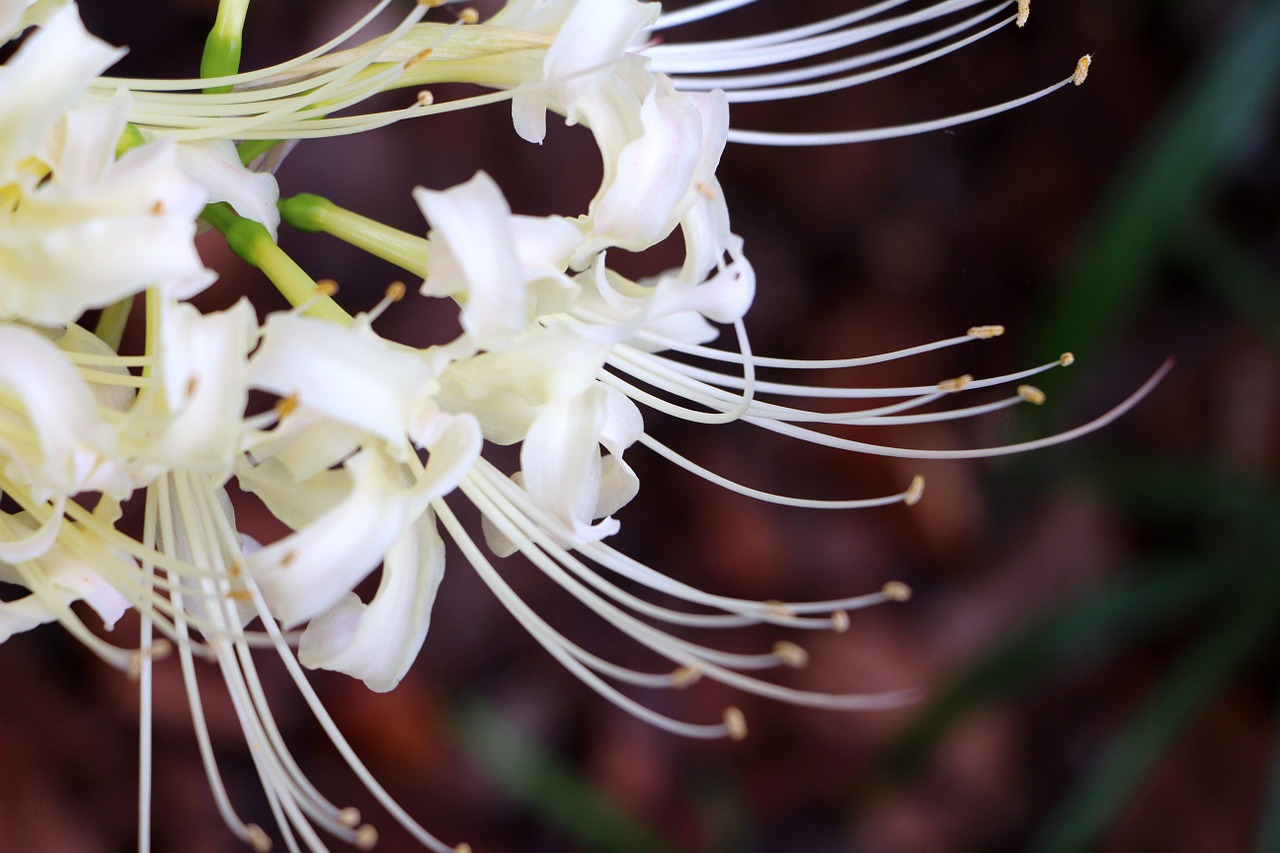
[415,170,581,349]
[0,5,211,324]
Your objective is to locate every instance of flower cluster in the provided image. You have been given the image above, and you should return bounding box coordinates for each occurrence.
[0,0,1163,850]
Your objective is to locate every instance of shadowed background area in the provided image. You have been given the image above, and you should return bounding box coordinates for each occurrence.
[1,1,1278,851]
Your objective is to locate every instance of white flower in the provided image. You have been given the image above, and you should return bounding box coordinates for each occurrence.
[0,5,211,324]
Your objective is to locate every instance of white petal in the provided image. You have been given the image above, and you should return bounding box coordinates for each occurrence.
[249,449,415,627]
[176,139,282,239]
[298,506,446,692]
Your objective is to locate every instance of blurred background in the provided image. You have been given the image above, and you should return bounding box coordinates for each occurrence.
[1,1,1278,851]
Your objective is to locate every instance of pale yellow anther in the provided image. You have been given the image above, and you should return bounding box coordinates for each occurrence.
[185,375,199,398]
[405,47,433,69]
[246,824,273,853]
[724,707,748,741]
[417,90,435,106]
[228,588,253,602]
[938,374,973,392]
[830,610,850,633]
[904,475,925,506]
[772,641,809,669]
[1016,0,1030,27]
[695,182,716,200]
[338,808,361,827]
[151,200,166,215]
[1060,352,1075,367]
[762,600,796,620]
[418,0,447,7]
[671,666,702,689]
[280,549,300,568]
[354,825,378,851]
[386,281,407,302]
[275,392,300,420]
[230,559,244,578]
[459,7,479,24]
[455,844,473,853]
[316,278,339,297]
[1017,384,1046,405]
[882,581,913,602]
[127,639,175,680]
[967,324,1005,339]
[1073,55,1092,86]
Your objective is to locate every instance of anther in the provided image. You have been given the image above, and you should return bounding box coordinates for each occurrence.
[1073,55,1092,86]
[671,666,702,689]
[762,600,796,620]
[405,48,433,69]
[228,589,253,602]
[280,550,299,568]
[830,611,850,633]
[904,475,925,506]
[246,824,273,852]
[458,8,479,24]
[724,707,748,741]
[695,182,716,199]
[275,392,300,420]
[316,278,339,297]
[938,374,973,392]
[354,824,378,850]
[386,281,407,302]
[1016,0,1030,27]
[418,0,447,7]
[150,200,166,215]
[185,376,199,397]
[338,807,362,827]
[882,581,912,602]
[455,844,473,853]
[417,90,435,106]
[967,324,1005,339]
[1017,384,1046,405]
[772,641,809,669]
[1059,352,1075,367]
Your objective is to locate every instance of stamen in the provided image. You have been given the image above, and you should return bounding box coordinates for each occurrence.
[724,707,748,741]
[1073,54,1092,86]
[967,324,1005,339]
[1060,352,1075,367]
[315,278,340,297]
[904,475,926,506]
[457,8,479,25]
[1017,384,1046,405]
[881,581,912,602]
[671,666,703,689]
[830,611,851,633]
[772,641,809,669]
[338,807,362,828]
[355,825,379,850]
[937,374,973,392]
[1016,0,1030,27]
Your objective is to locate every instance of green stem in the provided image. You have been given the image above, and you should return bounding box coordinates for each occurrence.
[202,202,351,326]
[200,0,251,93]
[93,297,134,351]
[280,193,430,277]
